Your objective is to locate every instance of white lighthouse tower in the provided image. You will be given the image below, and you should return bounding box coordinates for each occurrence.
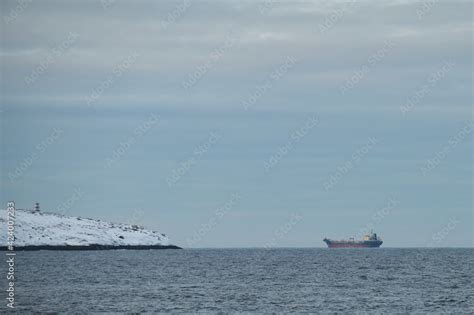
[34,202,40,212]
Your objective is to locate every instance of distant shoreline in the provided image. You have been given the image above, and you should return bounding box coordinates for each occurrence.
[0,244,182,251]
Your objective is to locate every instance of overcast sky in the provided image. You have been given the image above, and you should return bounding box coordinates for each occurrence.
[1,0,472,247]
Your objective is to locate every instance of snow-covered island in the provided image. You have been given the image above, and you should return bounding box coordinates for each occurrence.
[0,209,181,250]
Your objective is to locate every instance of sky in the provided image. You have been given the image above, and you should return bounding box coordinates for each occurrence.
[0,0,472,247]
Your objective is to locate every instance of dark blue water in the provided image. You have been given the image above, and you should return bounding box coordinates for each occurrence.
[2,248,472,313]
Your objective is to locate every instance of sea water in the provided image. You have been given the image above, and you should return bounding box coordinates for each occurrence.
[2,248,472,313]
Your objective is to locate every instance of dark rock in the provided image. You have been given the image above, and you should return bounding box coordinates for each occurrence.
[0,244,182,251]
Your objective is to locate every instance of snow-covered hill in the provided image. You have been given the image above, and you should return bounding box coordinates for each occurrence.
[0,209,176,248]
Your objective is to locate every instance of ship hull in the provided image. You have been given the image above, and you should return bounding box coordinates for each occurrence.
[324,240,382,248]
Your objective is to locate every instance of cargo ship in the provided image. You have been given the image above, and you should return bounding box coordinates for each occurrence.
[323,232,383,248]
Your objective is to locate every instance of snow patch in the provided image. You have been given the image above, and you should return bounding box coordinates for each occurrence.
[0,209,170,247]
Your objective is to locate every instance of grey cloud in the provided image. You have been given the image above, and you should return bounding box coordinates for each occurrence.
[1,0,471,112]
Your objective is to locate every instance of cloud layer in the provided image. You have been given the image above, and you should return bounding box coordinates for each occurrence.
[1,0,471,111]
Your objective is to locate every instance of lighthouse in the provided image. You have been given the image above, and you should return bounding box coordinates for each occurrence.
[34,202,40,212]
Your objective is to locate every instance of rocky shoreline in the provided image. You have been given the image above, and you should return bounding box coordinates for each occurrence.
[1,209,180,249]
[1,244,182,251]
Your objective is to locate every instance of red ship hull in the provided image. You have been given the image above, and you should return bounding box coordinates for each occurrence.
[323,238,383,248]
